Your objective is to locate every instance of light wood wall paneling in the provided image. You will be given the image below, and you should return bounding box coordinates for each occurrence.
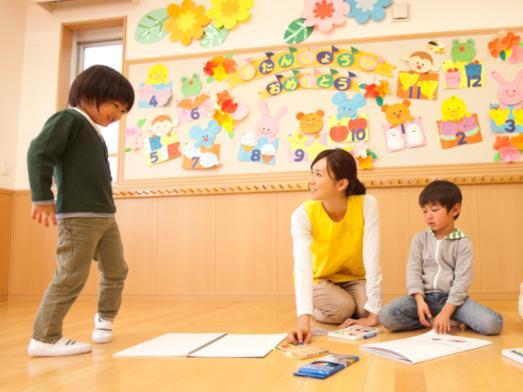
[476,184,523,294]
[215,193,278,295]
[116,197,159,295]
[276,191,308,295]
[155,195,216,295]
[0,189,14,299]
[7,183,523,299]
[9,193,57,295]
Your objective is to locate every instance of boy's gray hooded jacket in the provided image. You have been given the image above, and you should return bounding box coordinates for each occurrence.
[406,228,472,306]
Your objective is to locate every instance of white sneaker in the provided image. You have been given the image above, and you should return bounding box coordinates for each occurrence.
[92,314,114,344]
[28,337,91,357]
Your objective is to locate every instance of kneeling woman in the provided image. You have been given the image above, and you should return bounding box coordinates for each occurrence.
[287,148,383,344]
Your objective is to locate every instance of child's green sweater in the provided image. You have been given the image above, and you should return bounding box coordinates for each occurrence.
[27,108,115,214]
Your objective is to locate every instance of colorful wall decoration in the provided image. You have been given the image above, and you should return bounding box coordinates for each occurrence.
[283,0,392,44]
[135,0,254,47]
[437,96,482,149]
[123,26,523,183]
[489,70,523,133]
[382,100,426,152]
[488,30,523,64]
[442,39,485,89]
[397,51,439,100]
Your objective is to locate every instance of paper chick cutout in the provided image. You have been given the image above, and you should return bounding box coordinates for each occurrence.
[138,64,173,108]
[437,96,482,149]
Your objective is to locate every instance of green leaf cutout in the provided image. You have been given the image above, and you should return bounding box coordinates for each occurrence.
[136,118,146,128]
[200,25,229,48]
[283,18,314,44]
[135,8,169,44]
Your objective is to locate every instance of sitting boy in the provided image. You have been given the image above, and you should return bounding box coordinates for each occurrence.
[380,180,503,335]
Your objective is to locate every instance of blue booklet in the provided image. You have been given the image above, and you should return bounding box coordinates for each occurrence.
[293,353,359,379]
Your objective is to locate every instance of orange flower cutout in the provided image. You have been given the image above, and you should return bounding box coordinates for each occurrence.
[357,155,374,170]
[511,133,523,150]
[488,38,503,57]
[376,80,390,97]
[164,0,210,46]
[501,31,520,50]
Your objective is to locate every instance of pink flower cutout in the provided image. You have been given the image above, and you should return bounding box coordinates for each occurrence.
[301,0,349,33]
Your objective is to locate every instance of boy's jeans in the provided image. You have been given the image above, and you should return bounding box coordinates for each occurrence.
[32,217,128,343]
[379,292,503,335]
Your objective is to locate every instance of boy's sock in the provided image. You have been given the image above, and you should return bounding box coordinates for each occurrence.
[92,314,113,344]
[28,337,91,357]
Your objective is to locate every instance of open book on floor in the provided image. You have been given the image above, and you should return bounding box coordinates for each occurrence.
[114,333,286,358]
[502,348,523,364]
[360,330,491,365]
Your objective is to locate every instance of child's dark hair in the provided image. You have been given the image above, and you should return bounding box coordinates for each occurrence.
[311,148,366,196]
[68,65,134,110]
[419,180,462,219]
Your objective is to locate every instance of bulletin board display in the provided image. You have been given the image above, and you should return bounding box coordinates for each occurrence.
[120,27,523,185]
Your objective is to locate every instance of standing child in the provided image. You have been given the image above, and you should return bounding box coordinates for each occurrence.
[27,65,134,356]
[379,180,503,335]
[286,148,383,344]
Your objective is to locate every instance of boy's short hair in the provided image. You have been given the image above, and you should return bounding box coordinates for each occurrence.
[68,65,134,110]
[419,180,462,219]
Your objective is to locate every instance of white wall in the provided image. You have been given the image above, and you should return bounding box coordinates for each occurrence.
[0,0,26,189]
[11,0,523,189]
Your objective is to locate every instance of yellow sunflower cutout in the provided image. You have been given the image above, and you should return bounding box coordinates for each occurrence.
[206,0,254,30]
[164,0,210,46]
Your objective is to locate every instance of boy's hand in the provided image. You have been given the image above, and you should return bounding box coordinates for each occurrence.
[433,304,456,334]
[414,294,432,327]
[433,312,451,334]
[340,312,379,328]
[31,204,57,227]
[286,314,312,345]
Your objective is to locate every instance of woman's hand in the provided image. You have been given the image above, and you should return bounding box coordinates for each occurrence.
[340,312,379,328]
[285,314,312,344]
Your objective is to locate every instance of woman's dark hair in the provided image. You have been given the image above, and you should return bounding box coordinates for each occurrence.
[68,65,135,110]
[311,148,366,196]
[419,180,462,219]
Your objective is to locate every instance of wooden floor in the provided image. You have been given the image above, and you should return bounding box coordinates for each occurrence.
[0,298,522,391]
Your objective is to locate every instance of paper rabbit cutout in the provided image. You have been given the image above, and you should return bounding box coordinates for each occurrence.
[491,70,523,107]
[256,100,288,142]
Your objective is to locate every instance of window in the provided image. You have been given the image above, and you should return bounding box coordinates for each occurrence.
[76,36,123,182]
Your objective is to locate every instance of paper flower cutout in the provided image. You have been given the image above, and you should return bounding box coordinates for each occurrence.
[301,0,349,33]
[488,30,523,62]
[164,0,210,46]
[347,0,391,24]
[360,80,389,105]
[203,55,237,82]
[493,136,521,162]
[206,0,253,30]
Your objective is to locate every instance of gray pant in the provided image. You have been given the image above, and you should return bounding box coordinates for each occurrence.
[379,293,503,335]
[32,218,128,343]
[313,279,368,324]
